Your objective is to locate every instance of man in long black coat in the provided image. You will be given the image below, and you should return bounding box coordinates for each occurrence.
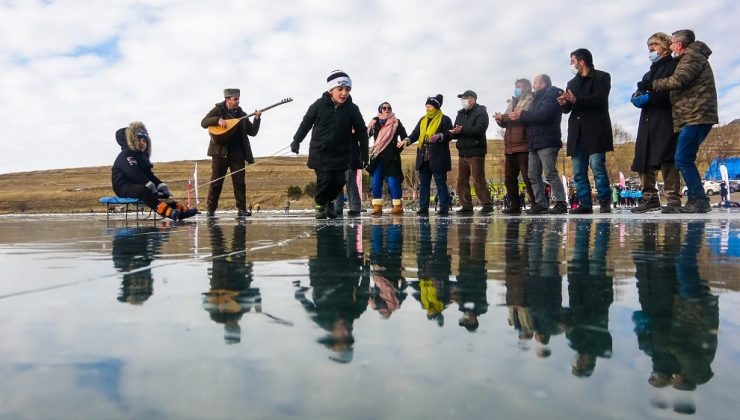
[558,48,614,214]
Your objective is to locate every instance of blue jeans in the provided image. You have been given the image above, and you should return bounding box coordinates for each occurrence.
[529,147,566,207]
[675,124,712,200]
[371,163,402,199]
[571,146,610,208]
[419,163,450,211]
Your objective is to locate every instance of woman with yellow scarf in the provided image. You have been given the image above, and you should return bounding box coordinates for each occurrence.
[398,94,454,216]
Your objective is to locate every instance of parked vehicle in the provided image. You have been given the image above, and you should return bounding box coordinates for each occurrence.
[682,180,721,196]
[729,180,740,193]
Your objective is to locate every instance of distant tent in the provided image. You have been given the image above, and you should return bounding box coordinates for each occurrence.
[704,157,740,180]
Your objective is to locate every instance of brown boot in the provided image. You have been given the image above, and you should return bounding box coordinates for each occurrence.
[391,199,404,215]
[371,199,383,216]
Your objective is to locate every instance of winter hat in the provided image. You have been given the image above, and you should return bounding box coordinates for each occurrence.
[223,88,240,98]
[425,94,443,109]
[327,69,352,91]
[136,129,149,140]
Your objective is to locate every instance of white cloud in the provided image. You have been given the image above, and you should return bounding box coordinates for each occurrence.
[1,0,738,173]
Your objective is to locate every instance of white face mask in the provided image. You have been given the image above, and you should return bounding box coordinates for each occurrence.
[569,63,579,75]
[649,51,660,62]
[460,98,470,109]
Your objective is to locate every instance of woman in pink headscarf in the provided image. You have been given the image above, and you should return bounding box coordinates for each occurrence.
[367,102,408,215]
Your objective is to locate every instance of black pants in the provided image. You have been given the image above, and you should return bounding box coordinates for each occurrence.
[118,183,159,210]
[314,169,346,205]
[504,152,535,208]
[208,148,246,212]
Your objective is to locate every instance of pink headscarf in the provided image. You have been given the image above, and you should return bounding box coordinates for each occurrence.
[367,111,399,159]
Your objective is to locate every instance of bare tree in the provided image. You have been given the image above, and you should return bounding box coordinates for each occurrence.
[402,162,419,199]
[612,123,634,145]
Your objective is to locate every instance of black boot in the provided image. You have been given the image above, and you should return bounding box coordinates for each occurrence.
[548,201,568,214]
[631,198,661,213]
[315,204,327,219]
[671,198,711,213]
[326,201,338,219]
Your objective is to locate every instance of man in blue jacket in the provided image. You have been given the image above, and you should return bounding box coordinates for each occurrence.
[511,74,568,214]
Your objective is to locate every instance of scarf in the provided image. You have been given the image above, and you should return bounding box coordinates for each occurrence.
[418,108,442,149]
[368,112,398,159]
[504,92,534,114]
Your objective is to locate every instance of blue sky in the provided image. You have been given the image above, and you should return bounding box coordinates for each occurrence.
[1,0,739,173]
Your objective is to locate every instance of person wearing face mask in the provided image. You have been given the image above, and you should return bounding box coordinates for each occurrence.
[291,70,369,219]
[447,90,493,215]
[509,74,568,214]
[367,102,408,216]
[640,30,718,214]
[494,79,536,215]
[557,48,613,214]
[629,33,680,213]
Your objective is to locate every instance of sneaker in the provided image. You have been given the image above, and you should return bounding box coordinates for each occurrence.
[672,198,711,213]
[599,200,612,213]
[631,199,661,214]
[315,204,327,219]
[206,209,216,218]
[437,209,450,216]
[569,205,593,214]
[501,207,521,215]
[548,201,568,214]
[525,204,549,215]
[456,208,474,215]
[326,202,338,219]
[347,210,361,217]
[237,209,252,218]
[661,198,694,214]
[416,209,429,216]
[479,205,494,215]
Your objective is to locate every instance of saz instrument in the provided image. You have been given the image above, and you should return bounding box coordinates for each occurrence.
[208,97,293,139]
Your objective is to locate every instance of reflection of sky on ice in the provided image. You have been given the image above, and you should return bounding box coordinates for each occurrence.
[0,214,739,419]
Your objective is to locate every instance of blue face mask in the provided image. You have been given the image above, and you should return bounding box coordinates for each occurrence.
[649,51,661,62]
[513,88,522,98]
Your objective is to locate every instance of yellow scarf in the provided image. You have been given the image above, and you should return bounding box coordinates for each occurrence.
[418,108,442,149]
[420,279,443,316]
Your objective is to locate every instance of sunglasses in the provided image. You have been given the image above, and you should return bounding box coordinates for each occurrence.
[381,106,392,110]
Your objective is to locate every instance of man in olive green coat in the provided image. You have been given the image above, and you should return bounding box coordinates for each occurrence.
[201,88,261,218]
[642,30,718,214]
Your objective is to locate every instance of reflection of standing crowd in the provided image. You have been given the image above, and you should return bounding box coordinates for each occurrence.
[110,216,720,411]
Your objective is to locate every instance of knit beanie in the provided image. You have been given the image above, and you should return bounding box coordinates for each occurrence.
[327,70,352,91]
[425,94,443,109]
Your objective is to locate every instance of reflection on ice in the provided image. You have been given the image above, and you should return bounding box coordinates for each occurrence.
[0,214,738,419]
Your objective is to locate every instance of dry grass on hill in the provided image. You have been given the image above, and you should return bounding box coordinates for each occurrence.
[0,138,720,214]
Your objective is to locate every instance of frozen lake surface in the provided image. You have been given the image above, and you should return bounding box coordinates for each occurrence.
[1,211,739,419]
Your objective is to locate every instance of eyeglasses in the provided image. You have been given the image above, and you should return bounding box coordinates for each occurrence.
[381,106,392,110]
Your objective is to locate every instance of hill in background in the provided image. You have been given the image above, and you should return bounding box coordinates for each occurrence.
[0,132,731,214]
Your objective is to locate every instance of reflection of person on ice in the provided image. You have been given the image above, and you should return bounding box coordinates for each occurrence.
[112,122,197,221]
